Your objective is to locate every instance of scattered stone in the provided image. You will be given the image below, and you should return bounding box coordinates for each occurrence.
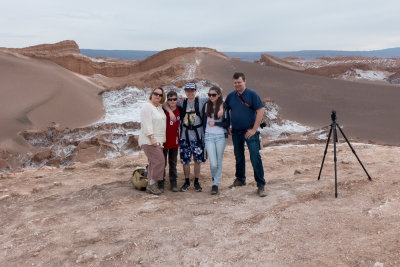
[53,182,62,186]
[76,251,98,264]
[0,195,10,201]
[294,169,302,175]
[0,159,9,170]
[92,160,112,169]
[33,149,52,164]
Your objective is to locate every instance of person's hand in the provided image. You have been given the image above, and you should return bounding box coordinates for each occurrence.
[169,110,176,122]
[151,137,158,146]
[228,128,232,135]
[245,129,257,139]
[208,121,215,127]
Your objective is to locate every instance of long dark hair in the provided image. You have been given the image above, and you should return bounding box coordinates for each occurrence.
[206,86,223,120]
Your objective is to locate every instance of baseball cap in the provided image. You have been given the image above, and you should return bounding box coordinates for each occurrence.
[184,82,197,90]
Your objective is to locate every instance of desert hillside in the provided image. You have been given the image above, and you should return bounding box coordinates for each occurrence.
[1,143,399,266]
[1,40,400,171]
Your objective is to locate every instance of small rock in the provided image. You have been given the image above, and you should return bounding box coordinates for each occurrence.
[193,241,199,247]
[76,251,98,263]
[294,169,302,175]
[373,262,384,267]
[0,195,10,201]
[53,182,62,186]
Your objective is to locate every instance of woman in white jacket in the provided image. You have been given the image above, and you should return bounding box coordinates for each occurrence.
[138,87,166,195]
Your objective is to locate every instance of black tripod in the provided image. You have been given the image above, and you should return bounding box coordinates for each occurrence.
[318,110,372,198]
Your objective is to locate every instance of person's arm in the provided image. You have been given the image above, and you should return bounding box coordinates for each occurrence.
[245,107,264,139]
[214,103,231,129]
[141,104,158,146]
[162,102,176,122]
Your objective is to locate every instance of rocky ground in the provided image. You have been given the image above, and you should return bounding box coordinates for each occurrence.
[1,143,399,266]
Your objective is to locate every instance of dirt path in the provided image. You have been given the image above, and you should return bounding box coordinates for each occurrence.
[1,144,399,266]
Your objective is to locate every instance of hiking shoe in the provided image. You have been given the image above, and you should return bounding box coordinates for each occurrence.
[180,181,190,192]
[146,183,162,195]
[170,179,178,192]
[257,186,267,197]
[211,185,218,195]
[229,179,245,188]
[157,180,165,193]
[194,180,202,192]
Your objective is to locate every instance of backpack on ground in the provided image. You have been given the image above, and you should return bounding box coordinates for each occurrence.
[131,166,148,191]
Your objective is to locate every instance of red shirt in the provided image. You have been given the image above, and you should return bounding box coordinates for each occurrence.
[163,108,180,149]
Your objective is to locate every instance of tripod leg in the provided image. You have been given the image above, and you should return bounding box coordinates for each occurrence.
[336,124,372,181]
[333,124,338,198]
[318,125,333,180]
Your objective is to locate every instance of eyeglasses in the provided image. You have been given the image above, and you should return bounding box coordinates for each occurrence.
[153,92,163,97]
[208,93,218,97]
[167,98,178,101]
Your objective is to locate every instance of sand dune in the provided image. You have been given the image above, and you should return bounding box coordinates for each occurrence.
[0,51,104,153]
[198,53,400,145]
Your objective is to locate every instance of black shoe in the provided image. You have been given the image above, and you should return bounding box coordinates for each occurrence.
[157,180,165,193]
[180,181,190,192]
[170,179,178,192]
[229,179,245,188]
[194,180,202,192]
[211,185,218,195]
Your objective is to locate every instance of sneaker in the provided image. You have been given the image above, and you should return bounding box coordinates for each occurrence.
[170,179,178,192]
[257,186,267,197]
[180,181,190,192]
[157,180,165,193]
[229,179,245,188]
[146,183,162,195]
[194,180,202,192]
[211,185,218,195]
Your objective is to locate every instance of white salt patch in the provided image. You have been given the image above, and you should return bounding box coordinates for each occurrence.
[262,120,310,140]
[354,69,389,80]
[98,87,151,124]
[90,58,107,63]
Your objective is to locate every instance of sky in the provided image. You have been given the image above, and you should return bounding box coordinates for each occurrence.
[1,0,400,52]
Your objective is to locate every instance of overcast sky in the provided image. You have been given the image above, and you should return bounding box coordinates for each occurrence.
[1,0,400,52]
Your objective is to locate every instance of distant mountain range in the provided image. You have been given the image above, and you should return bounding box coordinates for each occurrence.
[80,47,400,62]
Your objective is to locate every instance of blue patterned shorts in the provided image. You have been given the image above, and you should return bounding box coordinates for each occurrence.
[179,139,206,164]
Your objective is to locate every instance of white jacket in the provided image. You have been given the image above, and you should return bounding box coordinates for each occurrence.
[138,102,166,146]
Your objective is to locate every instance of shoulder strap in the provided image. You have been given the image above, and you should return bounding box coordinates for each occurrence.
[182,99,188,118]
[237,92,255,111]
[194,97,201,118]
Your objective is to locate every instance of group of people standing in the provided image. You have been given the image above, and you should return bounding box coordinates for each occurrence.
[138,72,267,197]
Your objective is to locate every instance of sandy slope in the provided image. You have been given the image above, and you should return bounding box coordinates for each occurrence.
[1,143,399,266]
[198,53,400,145]
[0,51,104,153]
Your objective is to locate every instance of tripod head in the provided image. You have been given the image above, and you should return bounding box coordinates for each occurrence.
[331,110,337,122]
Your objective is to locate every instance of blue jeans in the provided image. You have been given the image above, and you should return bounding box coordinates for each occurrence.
[205,133,226,186]
[232,129,265,187]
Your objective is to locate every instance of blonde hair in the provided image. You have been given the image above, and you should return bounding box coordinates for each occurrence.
[149,87,166,103]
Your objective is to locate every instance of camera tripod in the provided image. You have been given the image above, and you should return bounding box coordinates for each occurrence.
[318,110,372,198]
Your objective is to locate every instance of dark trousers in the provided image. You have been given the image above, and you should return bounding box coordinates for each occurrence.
[232,130,265,187]
[163,147,178,181]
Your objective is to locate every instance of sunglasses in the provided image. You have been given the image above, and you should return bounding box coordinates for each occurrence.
[208,93,218,97]
[153,92,163,97]
[167,98,178,101]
